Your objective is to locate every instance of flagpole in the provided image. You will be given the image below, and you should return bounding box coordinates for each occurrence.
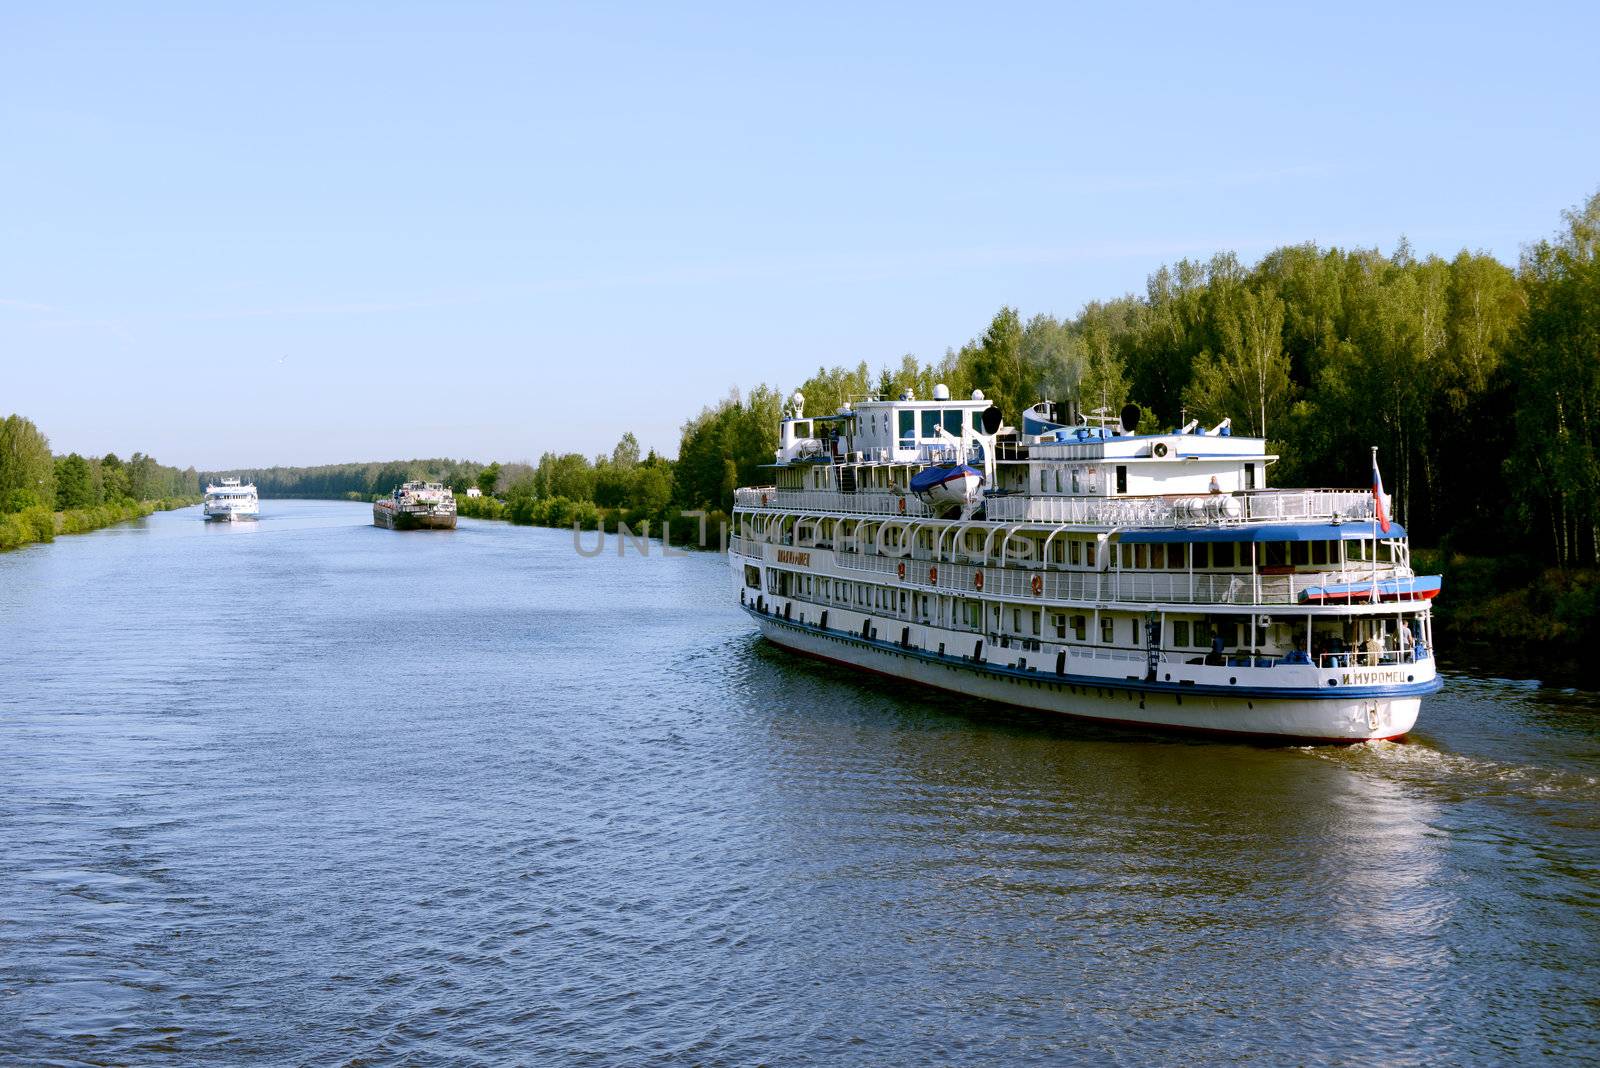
[1371,446,1380,605]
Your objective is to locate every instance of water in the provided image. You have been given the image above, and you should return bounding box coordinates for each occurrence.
[2,500,1597,1065]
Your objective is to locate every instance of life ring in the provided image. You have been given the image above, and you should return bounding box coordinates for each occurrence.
[897,561,906,580]
[929,566,938,584]
[1031,574,1043,596]
[974,570,984,591]
[897,497,906,514]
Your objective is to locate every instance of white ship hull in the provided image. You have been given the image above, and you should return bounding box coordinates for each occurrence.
[204,507,258,521]
[750,609,1425,742]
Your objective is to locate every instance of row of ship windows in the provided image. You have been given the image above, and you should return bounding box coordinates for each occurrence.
[750,568,1280,649]
[765,531,1395,569]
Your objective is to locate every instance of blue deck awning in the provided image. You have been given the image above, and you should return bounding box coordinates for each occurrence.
[1118,521,1405,544]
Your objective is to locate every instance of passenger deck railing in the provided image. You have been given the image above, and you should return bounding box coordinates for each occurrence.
[734,486,1388,529]
[824,549,1412,607]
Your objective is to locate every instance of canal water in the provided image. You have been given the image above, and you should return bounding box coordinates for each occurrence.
[1,500,1596,1065]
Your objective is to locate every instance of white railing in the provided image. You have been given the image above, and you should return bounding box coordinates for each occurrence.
[830,549,1413,607]
[736,485,1388,531]
[984,489,1384,527]
[733,487,934,518]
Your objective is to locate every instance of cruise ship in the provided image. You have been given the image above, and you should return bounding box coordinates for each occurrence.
[373,480,457,530]
[729,387,1441,742]
[203,477,259,521]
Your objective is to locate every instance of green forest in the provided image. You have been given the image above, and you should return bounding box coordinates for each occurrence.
[0,414,200,551]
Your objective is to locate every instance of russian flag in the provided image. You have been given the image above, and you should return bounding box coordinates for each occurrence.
[1371,448,1390,533]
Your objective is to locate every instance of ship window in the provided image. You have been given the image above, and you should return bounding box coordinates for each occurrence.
[1053,613,1066,639]
[1086,543,1096,568]
[744,566,760,589]
[1312,541,1329,566]
[1135,545,1148,569]
[1071,469,1080,493]
[1070,540,1081,566]
[1167,544,1186,569]
[1073,615,1087,641]
[921,410,940,439]
[1120,545,1133,569]
[1174,620,1190,647]
[898,411,915,448]
[1130,619,1139,644]
[1291,541,1310,566]
[1013,609,1021,632]
[1245,463,1256,490]
[1116,466,1128,494]
[944,410,962,436]
[793,421,810,438]
[1213,542,1236,568]
[1032,611,1041,636]
[1264,542,1288,568]
[1101,617,1114,643]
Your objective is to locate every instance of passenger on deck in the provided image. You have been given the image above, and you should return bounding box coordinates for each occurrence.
[1206,634,1225,666]
[1363,633,1385,667]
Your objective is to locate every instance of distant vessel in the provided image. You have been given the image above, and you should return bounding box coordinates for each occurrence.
[203,477,259,521]
[373,481,457,530]
[731,386,1441,743]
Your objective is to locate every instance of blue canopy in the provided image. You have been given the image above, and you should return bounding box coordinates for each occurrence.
[1119,521,1405,544]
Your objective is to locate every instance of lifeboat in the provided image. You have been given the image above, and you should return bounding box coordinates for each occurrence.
[910,462,984,516]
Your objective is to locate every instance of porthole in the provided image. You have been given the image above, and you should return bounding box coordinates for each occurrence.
[1327,679,1338,687]
[1229,677,1237,685]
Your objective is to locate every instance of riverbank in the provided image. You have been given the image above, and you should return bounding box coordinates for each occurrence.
[456,493,731,550]
[0,497,201,553]
[1414,549,1599,686]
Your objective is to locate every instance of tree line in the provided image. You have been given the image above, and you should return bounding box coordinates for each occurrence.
[0,415,198,513]
[0,414,200,550]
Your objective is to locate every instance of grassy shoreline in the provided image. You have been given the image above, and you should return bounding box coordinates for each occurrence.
[455,493,730,550]
[0,496,201,553]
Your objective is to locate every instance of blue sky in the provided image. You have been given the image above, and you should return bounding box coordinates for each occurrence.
[3,2,1597,468]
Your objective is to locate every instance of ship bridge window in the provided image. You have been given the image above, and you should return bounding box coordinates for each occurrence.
[899,410,915,448]
[793,421,811,438]
[744,565,760,589]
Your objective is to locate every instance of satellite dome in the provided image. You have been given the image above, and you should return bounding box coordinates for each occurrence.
[933,383,951,400]
[971,389,985,400]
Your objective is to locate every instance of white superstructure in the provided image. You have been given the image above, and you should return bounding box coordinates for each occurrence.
[730,388,1441,742]
[203,476,259,521]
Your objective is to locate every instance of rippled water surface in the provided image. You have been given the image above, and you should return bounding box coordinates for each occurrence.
[2,501,1598,1065]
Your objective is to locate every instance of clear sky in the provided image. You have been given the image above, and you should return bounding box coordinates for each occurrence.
[3,2,1597,469]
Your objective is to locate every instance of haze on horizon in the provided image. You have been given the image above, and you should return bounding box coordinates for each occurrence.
[3,2,1597,470]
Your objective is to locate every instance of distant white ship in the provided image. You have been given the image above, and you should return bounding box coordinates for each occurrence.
[203,477,259,521]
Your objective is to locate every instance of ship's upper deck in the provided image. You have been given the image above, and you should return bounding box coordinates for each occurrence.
[748,387,1390,533]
